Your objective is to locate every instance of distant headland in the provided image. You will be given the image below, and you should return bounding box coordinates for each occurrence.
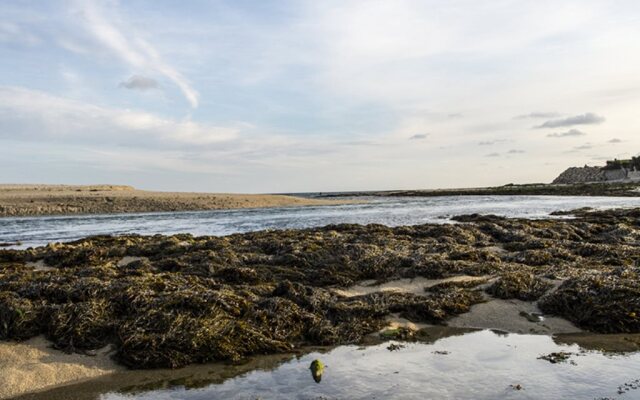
[553,157,640,184]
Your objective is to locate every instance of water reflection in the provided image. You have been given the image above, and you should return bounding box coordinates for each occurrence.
[16,329,640,400]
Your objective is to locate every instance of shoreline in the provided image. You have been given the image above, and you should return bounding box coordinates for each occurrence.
[3,181,640,219]
[0,184,349,218]
[2,207,640,397]
[316,181,640,198]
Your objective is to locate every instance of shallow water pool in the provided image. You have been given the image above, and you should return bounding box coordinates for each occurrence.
[18,329,640,400]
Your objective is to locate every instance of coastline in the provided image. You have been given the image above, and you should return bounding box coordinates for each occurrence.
[316,181,640,198]
[0,185,348,218]
[3,181,640,219]
[2,207,640,398]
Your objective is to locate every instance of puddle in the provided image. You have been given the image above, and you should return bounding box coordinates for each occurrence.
[16,329,640,400]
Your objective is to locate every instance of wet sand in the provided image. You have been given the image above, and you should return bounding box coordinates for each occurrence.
[447,298,581,334]
[333,276,582,335]
[0,184,344,217]
[0,336,121,400]
[332,275,489,298]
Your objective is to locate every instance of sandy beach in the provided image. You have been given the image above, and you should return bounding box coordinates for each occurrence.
[0,185,343,218]
[0,336,121,399]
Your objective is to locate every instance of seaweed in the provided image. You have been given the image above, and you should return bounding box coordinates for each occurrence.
[539,268,640,333]
[0,207,639,369]
[486,272,552,301]
[0,291,44,340]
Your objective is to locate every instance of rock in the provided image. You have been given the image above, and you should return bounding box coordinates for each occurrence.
[310,359,324,383]
[552,166,605,184]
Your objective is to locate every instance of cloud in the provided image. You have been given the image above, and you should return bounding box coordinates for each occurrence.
[535,113,605,128]
[608,138,622,143]
[76,1,199,107]
[120,75,158,91]
[0,86,233,147]
[409,133,428,140]
[514,112,561,119]
[547,129,586,138]
[483,149,524,157]
[477,139,509,146]
[574,144,593,151]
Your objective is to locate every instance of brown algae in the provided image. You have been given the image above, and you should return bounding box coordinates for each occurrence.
[0,208,640,369]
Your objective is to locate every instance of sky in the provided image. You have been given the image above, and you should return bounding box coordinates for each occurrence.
[1,0,639,193]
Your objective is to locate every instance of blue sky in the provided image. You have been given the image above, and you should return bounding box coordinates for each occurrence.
[1,0,639,193]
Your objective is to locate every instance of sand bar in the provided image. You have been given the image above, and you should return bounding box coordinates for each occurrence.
[0,184,346,217]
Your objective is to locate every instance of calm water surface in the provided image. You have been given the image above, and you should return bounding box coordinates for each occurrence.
[3,195,640,248]
[18,329,640,400]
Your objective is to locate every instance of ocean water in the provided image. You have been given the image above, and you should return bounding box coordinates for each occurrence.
[2,195,640,248]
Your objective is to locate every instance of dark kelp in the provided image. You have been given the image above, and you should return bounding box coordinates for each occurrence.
[0,208,640,368]
[539,268,640,333]
[486,271,553,301]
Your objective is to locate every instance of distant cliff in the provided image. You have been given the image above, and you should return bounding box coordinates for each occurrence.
[553,158,640,184]
[552,166,605,184]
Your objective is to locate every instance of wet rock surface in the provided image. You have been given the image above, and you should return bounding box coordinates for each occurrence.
[537,351,580,365]
[1,208,640,369]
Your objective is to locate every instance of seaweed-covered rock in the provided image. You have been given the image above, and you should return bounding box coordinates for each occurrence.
[486,271,552,301]
[48,299,114,351]
[0,291,44,340]
[539,268,640,333]
[1,207,640,368]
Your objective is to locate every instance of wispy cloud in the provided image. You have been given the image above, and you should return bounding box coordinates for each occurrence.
[0,86,231,146]
[120,75,158,91]
[514,112,561,119]
[608,138,622,143]
[547,129,586,138]
[409,133,428,140]
[2,1,640,192]
[535,113,605,128]
[507,149,525,154]
[76,0,199,107]
[478,139,508,146]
